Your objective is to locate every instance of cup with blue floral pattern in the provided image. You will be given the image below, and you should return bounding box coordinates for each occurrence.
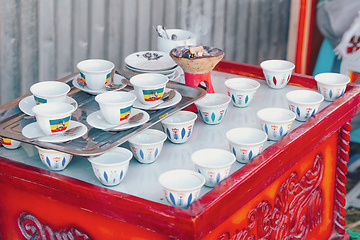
[225,78,260,107]
[36,146,73,171]
[161,111,197,144]
[286,90,324,121]
[195,93,230,125]
[315,72,350,101]
[87,147,132,186]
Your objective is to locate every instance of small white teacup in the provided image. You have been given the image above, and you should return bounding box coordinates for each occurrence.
[30,81,70,105]
[225,78,260,107]
[157,29,197,53]
[0,137,21,149]
[36,146,73,171]
[260,60,295,89]
[314,72,350,101]
[32,102,75,135]
[130,73,169,106]
[286,90,324,121]
[77,59,114,90]
[95,92,137,125]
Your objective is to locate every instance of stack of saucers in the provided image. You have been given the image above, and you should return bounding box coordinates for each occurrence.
[124,51,180,81]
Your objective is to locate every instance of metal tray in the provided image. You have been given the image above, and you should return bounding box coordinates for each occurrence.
[0,70,206,156]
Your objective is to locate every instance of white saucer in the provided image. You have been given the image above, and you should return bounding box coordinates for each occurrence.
[86,108,150,131]
[22,120,87,143]
[125,51,177,71]
[131,89,182,110]
[19,96,78,116]
[72,74,127,95]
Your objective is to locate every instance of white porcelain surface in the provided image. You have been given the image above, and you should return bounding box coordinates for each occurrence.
[32,102,75,135]
[161,111,197,144]
[226,127,268,163]
[36,146,73,171]
[1,138,21,149]
[86,109,149,131]
[314,72,350,101]
[77,59,114,90]
[128,129,167,164]
[88,147,132,186]
[260,60,295,89]
[95,91,136,125]
[125,51,177,71]
[157,29,197,53]
[286,90,324,121]
[130,73,169,105]
[30,81,70,104]
[130,89,182,110]
[195,93,230,124]
[159,169,205,208]
[257,107,296,141]
[22,120,87,143]
[225,78,260,107]
[19,96,77,116]
[72,74,126,95]
[191,148,235,187]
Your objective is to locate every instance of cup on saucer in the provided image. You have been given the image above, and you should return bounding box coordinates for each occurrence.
[77,59,115,90]
[130,73,169,106]
[95,91,137,125]
[30,81,71,105]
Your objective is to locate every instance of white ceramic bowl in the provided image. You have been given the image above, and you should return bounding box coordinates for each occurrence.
[314,72,350,101]
[30,81,70,105]
[286,90,324,121]
[195,93,231,125]
[35,146,73,171]
[161,111,197,144]
[226,127,268,163]
[130,73,169,105]
[260,60,295,89]
[257,108,296,141]
[157,29,197,53]
[224,78,260,107]
[159,169,205,208]
[77,59,114,90]
[0,137,21,149]
[191,148,236,187]
[88,147,133,186]
[128,129,167,164]
[32,102,75,135]
[95,91,136,125]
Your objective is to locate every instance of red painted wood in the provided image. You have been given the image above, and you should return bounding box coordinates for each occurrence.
[1,61,359,239]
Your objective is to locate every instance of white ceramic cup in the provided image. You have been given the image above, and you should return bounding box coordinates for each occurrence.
[286,90,324,121]
[0,137,21,149]
[157,29,197,53]
[36,146,73,171]
[191,148,236,187]
[32,102,75,135]
[159,169,205,208]
[88,147,133,186]
[314,72,350,101]
[224,78,260,107]
[161,111,197,144]
[95,91,137,125]
[130,73,169,105]
[195,93,231,125]
[226,127,268,163]
[77,59,115,90]
[260,60,295,89]
[30,81,70,105]
[128,129,167,164]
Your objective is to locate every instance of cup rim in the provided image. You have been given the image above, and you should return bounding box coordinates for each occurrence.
[32,102,75,117]
[226,127,268,145]
[195,93,231,108]
[161,110,197,125]
[159,169,205,191]
[260,59,295,72]
[130,73,169,88]
[314,72,350,85]
[30,81,71,98]
[285,90,324,105]
[191,148,236,168]
[257,107,296,123]
[224,78,260,91]
[95,91,137,105]
[128,129,167,145]
[77,59,115,73]
[87,147,133,166]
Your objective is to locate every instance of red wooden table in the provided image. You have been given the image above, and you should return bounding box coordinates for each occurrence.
[1,60,359,239]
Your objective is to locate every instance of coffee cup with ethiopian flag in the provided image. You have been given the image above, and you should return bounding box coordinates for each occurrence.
[130,73,169,106]
[0,137,21,149]
[95,92,137,125]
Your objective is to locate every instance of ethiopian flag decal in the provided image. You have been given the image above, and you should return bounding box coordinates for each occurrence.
[0,137,11,145]
[105,72,111,84]
[49,116,70,133]
[120,106,132,121]
[34,95,47,104]
[142,88,164,102]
